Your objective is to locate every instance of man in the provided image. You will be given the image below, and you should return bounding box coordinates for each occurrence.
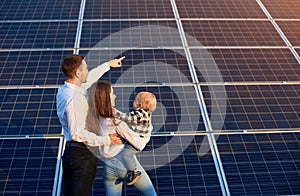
[56,54,124,196]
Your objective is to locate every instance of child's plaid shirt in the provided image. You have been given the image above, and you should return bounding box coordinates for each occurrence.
[114,108,152,136]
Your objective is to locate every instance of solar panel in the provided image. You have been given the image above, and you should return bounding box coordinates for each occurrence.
[80,21,182,48]
[183,20,286,47]
[0,88,61,136]
[0,0,81,20]
[202,84,300,130]
[0,22,78,49]
[0,51,72,86]
[176,0,266,18]
[0,138,61,195]
[190,48,300,82]
[84,0,174,19]
[216,132,300,195]
[261,0,300,19]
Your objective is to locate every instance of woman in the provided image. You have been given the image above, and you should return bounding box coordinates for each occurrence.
[86,80,157,196]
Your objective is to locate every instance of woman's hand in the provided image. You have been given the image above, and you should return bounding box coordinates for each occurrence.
[109,133,124,145]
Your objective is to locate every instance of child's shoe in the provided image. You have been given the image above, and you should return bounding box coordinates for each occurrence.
[126,169,142,185]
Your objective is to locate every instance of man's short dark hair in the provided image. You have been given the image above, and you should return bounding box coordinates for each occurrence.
[61,55,85,78]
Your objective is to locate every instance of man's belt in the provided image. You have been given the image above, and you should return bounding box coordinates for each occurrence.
[65,141,87,149]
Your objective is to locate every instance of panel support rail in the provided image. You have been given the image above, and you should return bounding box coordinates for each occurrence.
[73,0,86,54]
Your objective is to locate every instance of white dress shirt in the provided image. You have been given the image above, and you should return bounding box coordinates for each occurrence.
[56,62,111,146]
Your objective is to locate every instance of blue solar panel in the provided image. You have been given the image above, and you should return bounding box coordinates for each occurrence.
[202,85,300,131]
[84,0,174,19]
[0,138,60,195]
[0,22,78,49]
[80,21,182,48]
[0,89,61,136]
[0,0,81,20]
[216,132,300,195]
[0,51,73,86]
[190,48,300,82]
[183,20,286,47]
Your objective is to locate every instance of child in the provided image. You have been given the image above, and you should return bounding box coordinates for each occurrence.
[114,91,157,185]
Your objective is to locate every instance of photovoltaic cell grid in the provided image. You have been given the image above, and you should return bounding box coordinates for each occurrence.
[80,20,182,48]
[0,51,73,86]
[202,85,300,131]
[84,0,174,19]
[0,88,61,136]
[276,21,300,46]
[0,22,78,49]
[0,0,300,195]
[190,48,300,82]
[183,20,286,47]
[216,132,300,195]
[2,47,299,88]
[176,0,300,19]
[175,0,267,18]
[261,0,300,19]
[0,138,60,195]
[0,0,81,20]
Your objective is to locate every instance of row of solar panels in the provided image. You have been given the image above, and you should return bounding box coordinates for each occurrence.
[1,0,300,20]
[1,48,300,86]
[1,83,300,136]
[0,20,299,49]
[1,132,299,195]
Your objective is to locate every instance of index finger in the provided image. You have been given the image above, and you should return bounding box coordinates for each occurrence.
[118,56,125,61]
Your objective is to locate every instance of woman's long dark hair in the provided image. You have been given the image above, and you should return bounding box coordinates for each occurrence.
[95,80,114,118]
[86,80,115,135]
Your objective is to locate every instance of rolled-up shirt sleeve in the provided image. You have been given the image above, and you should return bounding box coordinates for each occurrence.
[66,95,111,146]
[81,62,110,90]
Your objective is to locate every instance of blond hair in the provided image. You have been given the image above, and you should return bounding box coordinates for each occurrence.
[133,92,157,112]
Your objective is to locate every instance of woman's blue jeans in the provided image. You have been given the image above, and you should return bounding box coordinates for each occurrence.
[102,150,157,196]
